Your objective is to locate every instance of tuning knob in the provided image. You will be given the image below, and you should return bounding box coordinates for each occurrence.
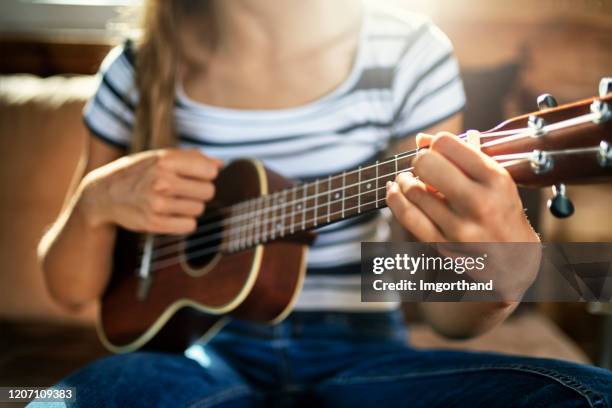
[537,93,558,110]
[600,77,612,97]
[598,140,611,167]
[547,184,574,218]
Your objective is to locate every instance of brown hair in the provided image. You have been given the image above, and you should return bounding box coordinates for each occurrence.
[132,0,206,152]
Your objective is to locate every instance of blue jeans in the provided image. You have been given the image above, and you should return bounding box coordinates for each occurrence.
[30,311,612,407]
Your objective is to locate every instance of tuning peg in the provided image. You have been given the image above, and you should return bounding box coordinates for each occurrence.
[547,183,574,218]
[599,77,612,98]
[537,93,558,110]
[598,140,611,167]
[528,115,547,137]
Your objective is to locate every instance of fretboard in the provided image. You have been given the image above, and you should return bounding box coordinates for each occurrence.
[224,153,413,252]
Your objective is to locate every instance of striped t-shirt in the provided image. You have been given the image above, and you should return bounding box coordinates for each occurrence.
[83,5,465,312]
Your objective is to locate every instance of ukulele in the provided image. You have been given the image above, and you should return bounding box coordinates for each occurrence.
[98,79,612,353]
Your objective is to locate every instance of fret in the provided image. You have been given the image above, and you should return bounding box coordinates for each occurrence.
[360,162,379,212]
[290,185,297,234]
[234,202,241,250]
[327,175,331,223]
[397,154,413,174]
[394,154,398,176]
[343,169,360,219]
[269,193,276,239]
[258,197,265,243]
[294,184,305,232]
[341,171,346,218]
[304,182,317,230]
[276,192,285,238]
[253,197,260,245]
[228,203,239,252]
[262,195,269,243]
[329,174,344,224]
[268,194,276,241]
[239,201,248,250]
[375,160,379,208]
[357,166,361,214]
[280,190,287,237]
[246,199,254,247]
[270,194,277,239]
[249,197,259,245]
[316,177,329,227]
[314,179,319,227]
[379,158,397,189]
[302,183,307,230]
[269,194,276,241]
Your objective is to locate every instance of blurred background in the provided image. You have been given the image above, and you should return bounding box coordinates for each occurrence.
[1,0,611,391]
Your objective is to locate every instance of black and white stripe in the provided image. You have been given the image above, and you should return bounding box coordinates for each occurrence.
[83,3,465,311]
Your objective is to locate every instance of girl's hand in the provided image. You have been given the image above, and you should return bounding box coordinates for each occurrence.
[386,132,539,244]
[78,148,223,234]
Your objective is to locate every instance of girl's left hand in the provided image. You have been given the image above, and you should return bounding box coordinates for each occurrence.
[386,131,540,244]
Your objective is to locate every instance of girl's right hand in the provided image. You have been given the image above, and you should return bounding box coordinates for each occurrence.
[78,148,223,234]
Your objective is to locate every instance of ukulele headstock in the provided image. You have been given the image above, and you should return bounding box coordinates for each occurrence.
[478,77,612,218]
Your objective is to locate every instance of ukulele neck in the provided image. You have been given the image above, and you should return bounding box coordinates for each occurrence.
[224,92,612,253]
[225,154,413,252]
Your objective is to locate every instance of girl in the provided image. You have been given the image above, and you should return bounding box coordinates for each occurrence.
[37,0,612,406]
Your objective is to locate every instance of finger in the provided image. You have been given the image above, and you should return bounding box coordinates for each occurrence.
[184,148,224,168]
[202,152,224,168]
[411,150,478,213]
[395,172,460,237]
[413,134,437,193]
[152,196,205,217]
[416,133,433,149]
[148,215,197,235]
[386,180,445,242]
[415,134,443,195]
[159,149,223,180]
[157,176,215,201]
[429,132,502,184]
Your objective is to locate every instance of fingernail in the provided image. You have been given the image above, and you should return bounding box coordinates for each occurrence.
[397,171,414,183]
[416,133,433,148]
[386,181,393,192]
[388,181,400,193]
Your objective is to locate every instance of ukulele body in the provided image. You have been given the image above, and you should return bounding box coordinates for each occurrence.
[97,159,312,353]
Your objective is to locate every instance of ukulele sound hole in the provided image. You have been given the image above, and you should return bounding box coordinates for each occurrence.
[183,209,224,270]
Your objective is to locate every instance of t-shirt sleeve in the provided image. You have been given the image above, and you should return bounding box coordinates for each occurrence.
[83,40,137,149]
[390,20,465,139]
